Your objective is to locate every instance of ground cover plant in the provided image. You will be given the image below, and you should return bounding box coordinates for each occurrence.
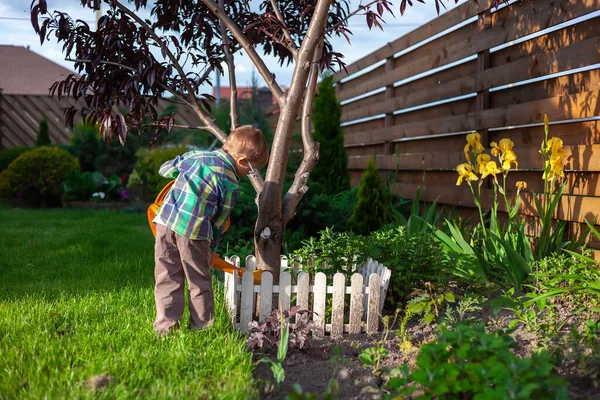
[0,205,255,399]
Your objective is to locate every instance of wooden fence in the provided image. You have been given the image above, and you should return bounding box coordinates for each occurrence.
[334,0,600,259]
[223,255,391,336]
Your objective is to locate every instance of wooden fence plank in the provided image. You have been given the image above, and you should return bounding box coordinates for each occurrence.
[348,145,600,172]
[393,182,600,224]
[366,274,381,334]
[349,273,364,334]
[279,272,292,312]
[380,266,392,313]
[313,272,327,338]
[240,271,255,334]
[245,255,256,271]
[342,37,600,124]
[331,273,346,337]
[259,272,273,322]
[334,0,484,81]
[338,0,600,103]
[344,89,600,146]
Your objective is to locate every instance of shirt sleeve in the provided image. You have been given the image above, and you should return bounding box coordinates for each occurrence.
[157,150,201,179]
[210,181,237,249]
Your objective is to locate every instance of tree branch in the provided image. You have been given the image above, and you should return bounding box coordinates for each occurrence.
[111,0,228,143]
[199,0,285,104]
[66,57,136,72]
[325,0,382,35]
[218,0,239,129]
[270,0,299,58]
[282,38,323,224]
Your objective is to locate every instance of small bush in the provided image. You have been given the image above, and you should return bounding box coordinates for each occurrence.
[0,147,33,172]
[387,323,568,399]
[133,145,187,199]
[346,157,387,235]
[0,147,79,207]
[62,170,124,202]
[68,123,100,172]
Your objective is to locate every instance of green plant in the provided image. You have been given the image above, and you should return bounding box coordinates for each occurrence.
[346,157,387,235]
[310,74,350,195]
[35,113,51,147]
[359,312,398,374]
[386,323,568,399]
[133,145,187,198]
[68,123,100,172]
[0,147,33,172]
[444,293,484,326]
[0,146,79,207]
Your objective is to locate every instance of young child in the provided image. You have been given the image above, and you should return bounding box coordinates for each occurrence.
[152,125,269,334]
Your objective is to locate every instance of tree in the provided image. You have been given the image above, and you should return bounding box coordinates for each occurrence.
[35,113,51,147]
[346,157,387,235]
[311,74,349,195]
[30,0,461,281]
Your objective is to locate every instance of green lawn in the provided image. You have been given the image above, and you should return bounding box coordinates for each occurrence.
[0,205,255,399]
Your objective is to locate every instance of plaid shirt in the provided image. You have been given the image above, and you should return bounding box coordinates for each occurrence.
[154,149,240,248]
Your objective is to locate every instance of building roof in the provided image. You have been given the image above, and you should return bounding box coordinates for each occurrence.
[0,46,202,149]
[0,45,75,96]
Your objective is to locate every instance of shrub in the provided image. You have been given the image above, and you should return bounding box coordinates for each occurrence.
[370,226,448,306]
[0,147,79,207]
[346,157,387,235]
[68,123,100,172]
[0,147,33,172]
[311,75,350,195]
[387,323,568,399]
[35,114,51,147]
[133,145,187,199]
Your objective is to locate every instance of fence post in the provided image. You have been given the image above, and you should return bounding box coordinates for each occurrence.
[313,272,327,338]
[349,273,364,334]
[366,273,381,334]
[331,272,346,337]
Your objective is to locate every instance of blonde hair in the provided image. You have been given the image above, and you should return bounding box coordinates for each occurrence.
[222,125,269,167]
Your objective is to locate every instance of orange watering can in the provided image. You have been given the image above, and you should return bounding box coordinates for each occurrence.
[147,180,263,284]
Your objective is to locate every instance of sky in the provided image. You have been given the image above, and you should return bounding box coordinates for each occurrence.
[0,0,465,90]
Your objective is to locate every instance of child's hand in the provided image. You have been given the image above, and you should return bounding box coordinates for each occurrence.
[210,252,220,266]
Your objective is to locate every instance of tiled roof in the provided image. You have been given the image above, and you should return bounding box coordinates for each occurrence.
[0,45,75,96]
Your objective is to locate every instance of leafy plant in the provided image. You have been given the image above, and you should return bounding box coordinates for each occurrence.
[0,147,33,172]
[62,170,124,202]
[444,293,484,326]
[386,323,569,399]
[359,311,398,374]
[132,145,188,199]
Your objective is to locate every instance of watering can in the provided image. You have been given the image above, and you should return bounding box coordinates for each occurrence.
[147,180,263,284]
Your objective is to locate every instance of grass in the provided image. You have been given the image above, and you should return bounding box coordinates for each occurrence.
[0,205,256,399]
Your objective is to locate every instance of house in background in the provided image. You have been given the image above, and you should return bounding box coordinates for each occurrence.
[212,86,275,110]
[0,45,202,150]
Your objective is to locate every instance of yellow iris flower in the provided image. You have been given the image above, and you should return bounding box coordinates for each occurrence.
[543,137,566,181]
[515,181,527,190]
[456,163,479,186]
[464,132,485,162]
[499,138,514,153]
[490,142,501,157]
[502,149,518,171]
[476,153,491,175]
[480,161,502,180]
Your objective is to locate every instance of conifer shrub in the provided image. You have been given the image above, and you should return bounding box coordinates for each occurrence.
[346,157,387,235]
[311,75,350,195]
[35,113,51,147]
[0,146,79,207]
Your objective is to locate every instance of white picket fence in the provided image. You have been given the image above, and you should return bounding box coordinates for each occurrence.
[223,255,391,336]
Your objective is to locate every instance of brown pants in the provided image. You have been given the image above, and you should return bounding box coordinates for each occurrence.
[153,224,214,334]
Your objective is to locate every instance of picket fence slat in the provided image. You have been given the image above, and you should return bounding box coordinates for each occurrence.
[313,272,327,338]
[331,273,346,337]
[259,272,273,322]
[240,271,255,334]
[279,272,292,312]
[349,273,364,334]
[228,257,391,336]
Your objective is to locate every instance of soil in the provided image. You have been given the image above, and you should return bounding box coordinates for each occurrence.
[253,314,600,399]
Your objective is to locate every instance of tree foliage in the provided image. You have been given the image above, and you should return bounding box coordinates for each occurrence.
[346,157,387,235]
[311,75,349,195]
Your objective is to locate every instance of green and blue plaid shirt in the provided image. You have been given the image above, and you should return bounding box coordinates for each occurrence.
[154,149,240,248]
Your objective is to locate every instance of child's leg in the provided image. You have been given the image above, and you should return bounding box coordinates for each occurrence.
[153,224,186,334]
[177,236,214,329]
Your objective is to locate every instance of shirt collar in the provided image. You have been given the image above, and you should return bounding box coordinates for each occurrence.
[214,149,239,180]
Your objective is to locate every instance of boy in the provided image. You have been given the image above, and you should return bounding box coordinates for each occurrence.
[152,125,269,334]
